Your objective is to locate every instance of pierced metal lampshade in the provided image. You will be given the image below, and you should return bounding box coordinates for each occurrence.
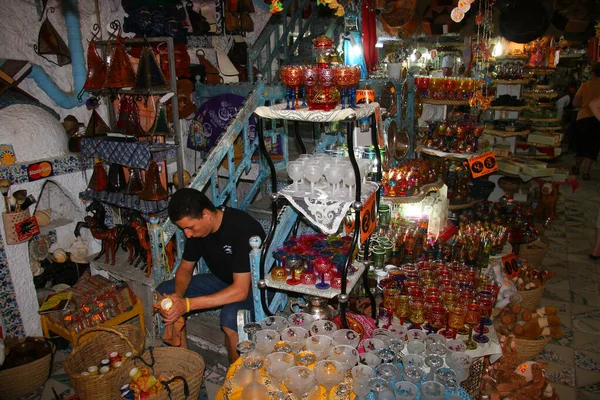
[88,163,108,191]
[104,37,136,89]
[134,46,169,91]
[83,41,107,90]
[106,163,126,192]
[34,18,71,66]
[139,160,168,201]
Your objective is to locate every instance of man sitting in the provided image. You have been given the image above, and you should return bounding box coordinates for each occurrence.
[156,188,265,363]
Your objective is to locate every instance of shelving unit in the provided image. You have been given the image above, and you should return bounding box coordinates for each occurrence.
[253,103,382,327]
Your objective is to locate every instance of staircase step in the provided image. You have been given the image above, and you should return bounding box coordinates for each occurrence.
[186,313,230,381]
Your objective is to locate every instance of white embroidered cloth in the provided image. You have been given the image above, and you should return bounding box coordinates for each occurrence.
[279,181,379,234]
[254,102,380,122]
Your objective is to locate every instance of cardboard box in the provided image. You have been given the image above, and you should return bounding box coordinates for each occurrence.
[493,144,511,157]
[527,132,561,146]
[498,160,521,174]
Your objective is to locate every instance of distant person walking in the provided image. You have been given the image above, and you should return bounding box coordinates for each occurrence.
[571,63,600,181]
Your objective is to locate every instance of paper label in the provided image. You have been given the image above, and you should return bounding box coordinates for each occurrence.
[468,151,498,178]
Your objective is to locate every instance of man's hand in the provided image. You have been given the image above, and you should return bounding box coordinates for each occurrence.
[159,293,188,325]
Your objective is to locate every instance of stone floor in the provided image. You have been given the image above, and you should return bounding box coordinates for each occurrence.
[532,154,600,400]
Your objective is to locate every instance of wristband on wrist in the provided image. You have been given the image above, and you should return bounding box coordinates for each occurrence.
[185,297,191,313]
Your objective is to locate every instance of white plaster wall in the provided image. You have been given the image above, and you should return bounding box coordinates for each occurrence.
[0,171,96,336]
[0,0,127,123]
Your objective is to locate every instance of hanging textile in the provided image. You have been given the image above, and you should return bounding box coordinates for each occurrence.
[361,0,378,73]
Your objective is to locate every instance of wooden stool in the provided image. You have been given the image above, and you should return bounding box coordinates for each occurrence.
[41,299,145,343]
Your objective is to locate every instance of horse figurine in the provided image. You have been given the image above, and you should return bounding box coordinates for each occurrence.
[74,200,106,237]
[86,215,119,265]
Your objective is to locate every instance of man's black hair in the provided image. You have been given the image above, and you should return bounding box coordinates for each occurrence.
[168,188,217,222]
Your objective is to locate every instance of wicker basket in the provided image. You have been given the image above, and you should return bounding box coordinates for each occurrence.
[514,336,551,364]
[0,338,55,399]
[519,239,549,269]
[114,346,206,400]
[518,285,545,311]
[64,325,145,400]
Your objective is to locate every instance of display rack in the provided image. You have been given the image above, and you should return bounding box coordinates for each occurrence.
[253,103,382,327]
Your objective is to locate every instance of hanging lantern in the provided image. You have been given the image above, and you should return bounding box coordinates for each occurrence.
[84,110,110,137]
[139,160,168,201]
[116,96,145,137]
[106,163,126,192]
[124,168,145,195]
[34,13,71,66]
[104,36,136,89]
[148,101,171,136]
[451,8,465,23]
[83,41,107,90]
[134,46,169,91]
[88,163,108,191]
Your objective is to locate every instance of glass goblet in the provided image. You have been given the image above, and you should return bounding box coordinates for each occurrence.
[240,350,268,400]
[260,315,288,331]
[403,365,425,390]
[395,295,411,326]
[295,350,317,367]
[254,329,280,356]
[424,354,444,382]
[359,352,382,368]
[280,326,309,354]
[324,164,343,196]
[464,303,481,350]
[394,381,419,400]
[420,381,445,400]
[287,312,314,328]
[285,366,315,400]
[377,362,399,389]
[402,354,424,370]
[376,348,397,365]
[314,258,332,290]
[235,340,255,388]
[243,322,261,342]
[314,360,345,400]
[328,345,359,373]
[285,254,303,286]
[307,334,334,360]
[304,163,323,195]
[352,365,375,400]
[448,305,468,337]
[265,351,295,392]
[343,167,356,199]
[332,329,361,348]
[287,161,304,193]
[369,377,395,400]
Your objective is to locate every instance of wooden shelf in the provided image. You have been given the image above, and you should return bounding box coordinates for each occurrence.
[264,262,366,299]
[87,251,154,287]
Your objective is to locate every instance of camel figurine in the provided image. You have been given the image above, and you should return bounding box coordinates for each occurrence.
[131,220,152,277]
[86,216,119,265]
